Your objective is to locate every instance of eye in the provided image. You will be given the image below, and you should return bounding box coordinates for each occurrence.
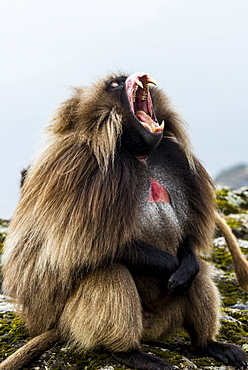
[106,77,126,91]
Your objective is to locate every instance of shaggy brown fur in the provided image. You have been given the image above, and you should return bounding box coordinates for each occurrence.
[1,72,247,370]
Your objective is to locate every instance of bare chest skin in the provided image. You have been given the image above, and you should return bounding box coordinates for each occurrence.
[134,157,188,254]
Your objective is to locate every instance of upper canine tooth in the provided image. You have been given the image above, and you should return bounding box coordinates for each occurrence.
[147,77,158,86]
[135,79,144,89]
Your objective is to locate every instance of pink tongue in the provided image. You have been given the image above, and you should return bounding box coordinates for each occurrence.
[148,178,170,203]
[135,110,154,125]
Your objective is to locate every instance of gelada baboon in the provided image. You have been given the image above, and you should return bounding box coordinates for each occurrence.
[1,72,247,370]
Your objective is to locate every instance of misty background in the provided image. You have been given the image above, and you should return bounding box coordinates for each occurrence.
[1,0,248,219]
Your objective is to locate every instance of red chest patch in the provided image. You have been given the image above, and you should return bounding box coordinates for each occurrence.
[148,177,171,203]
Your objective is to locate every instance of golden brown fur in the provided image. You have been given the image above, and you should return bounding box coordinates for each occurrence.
[2,72,247,369]
[2,76,214,334]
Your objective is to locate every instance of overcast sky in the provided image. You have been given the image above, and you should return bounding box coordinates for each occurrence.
[1,0,248,219]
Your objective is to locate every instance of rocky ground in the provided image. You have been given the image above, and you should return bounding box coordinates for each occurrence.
[0,187,248,369]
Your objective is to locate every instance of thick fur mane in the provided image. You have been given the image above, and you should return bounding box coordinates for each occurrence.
[3,74,214,335]
[2,73,248,370]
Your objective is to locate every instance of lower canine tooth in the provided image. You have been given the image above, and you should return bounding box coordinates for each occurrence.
[160,120,165,130]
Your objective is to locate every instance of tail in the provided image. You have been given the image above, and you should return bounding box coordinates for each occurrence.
[0,329,59,370]
[215,211,248,292]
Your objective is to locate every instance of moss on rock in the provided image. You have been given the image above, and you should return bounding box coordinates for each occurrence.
[0,313,29,359]
[215,188,248,216]
[215,189,240,215]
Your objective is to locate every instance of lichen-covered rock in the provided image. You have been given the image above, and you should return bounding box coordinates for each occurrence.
[216,187,248,215]
[224,214,248,240]
[1,189,248,369]
[215,188,248,241]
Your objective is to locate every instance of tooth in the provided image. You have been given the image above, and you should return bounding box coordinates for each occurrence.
[142,123,152,132]
[133,87,138,102]
[135,79,143,88]
[147,77,158,86]
[141,88,148,100]
[160,120,165,130]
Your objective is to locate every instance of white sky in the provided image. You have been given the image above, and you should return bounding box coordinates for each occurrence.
[1,0,248,219]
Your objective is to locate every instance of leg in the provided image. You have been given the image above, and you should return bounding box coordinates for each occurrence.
[59,264,142,352]
[184,260,247,368]
[59,264,174,370]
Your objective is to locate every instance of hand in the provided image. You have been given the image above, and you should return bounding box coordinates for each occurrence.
[167,258,199,296]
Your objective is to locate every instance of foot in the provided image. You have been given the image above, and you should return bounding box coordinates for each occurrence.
[197,340,247,369]
[112,348,174,370]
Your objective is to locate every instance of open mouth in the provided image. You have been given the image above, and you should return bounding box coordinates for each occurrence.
[125,72,164,134]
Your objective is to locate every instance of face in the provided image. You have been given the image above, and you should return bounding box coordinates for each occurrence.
[106,72,164,158]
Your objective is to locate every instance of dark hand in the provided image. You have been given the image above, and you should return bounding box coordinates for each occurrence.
[167,257,199,295]
[161,253,179,280]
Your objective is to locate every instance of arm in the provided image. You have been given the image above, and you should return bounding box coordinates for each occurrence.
[167,237,199,295]
[116,240,179,280]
